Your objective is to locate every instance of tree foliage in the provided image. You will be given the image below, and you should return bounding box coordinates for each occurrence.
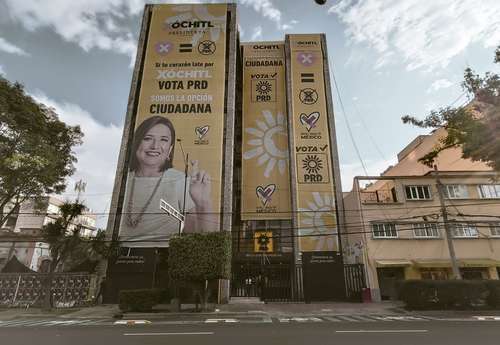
[402,46,500,170]
[40,201,111,308]
[0,77,83,225]
[168,232,231,310]
[168,232,231,283]
[41,201,110,273]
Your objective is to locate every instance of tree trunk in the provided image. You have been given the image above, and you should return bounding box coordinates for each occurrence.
[42,260,58,311]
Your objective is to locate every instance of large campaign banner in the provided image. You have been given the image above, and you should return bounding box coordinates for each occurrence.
[119,4,227,247]
[288,34,338,252]
[241,42,291,220]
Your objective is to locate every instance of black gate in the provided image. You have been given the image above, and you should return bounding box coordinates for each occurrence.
[344,264,366,302]
[231,261,294,301]
[231,262,262,297]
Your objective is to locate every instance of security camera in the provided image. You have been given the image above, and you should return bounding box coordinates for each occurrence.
[314,0,327,4]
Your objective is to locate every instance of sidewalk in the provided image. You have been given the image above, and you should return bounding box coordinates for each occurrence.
[0,305,119,321]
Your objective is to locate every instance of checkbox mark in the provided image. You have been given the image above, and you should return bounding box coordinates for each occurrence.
[271,73,277,78]
[320,144,328,151]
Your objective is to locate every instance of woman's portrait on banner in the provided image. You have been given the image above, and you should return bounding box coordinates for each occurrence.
[119,116,216,246]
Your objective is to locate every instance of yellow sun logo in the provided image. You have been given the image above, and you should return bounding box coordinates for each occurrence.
[243,110,288,178]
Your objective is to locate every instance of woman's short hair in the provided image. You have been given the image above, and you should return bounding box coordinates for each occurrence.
[129,116,176,172]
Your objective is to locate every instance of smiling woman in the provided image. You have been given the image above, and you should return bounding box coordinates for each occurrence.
[119,116,215,246]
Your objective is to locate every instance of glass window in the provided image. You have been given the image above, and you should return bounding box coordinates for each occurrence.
[490,223,500,237]
[477,184,500,199]
[451,223,478,238]
[443,185,469,199]
[421,268,448,280]
[372,223,397,238]
[413,223,439,238]
[405,185,432,200]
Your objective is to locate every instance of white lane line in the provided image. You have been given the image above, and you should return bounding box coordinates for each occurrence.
[336,329,429,333]
[123,332,214,336]
[205,318,238,323]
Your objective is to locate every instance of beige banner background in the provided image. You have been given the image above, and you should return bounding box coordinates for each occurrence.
[288,34,338,252]
[241,42,291,220]
[119,4,227,245]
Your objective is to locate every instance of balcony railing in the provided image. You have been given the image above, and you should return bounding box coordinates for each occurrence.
[360,190,397,204]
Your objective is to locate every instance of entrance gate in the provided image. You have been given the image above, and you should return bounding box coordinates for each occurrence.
[231,261,294,302]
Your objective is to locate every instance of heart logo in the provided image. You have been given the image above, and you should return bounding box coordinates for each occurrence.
[256,184,276,206]
[299,112,320,132]
[195,125,210,140]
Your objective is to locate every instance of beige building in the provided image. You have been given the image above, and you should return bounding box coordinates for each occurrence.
[0,196,97,271]
[343,130,500,302]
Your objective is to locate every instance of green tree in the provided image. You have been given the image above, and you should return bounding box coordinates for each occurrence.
[168,232,231,311]
[402,46,500,170]
[0,77,83,226]
[41,201,110,309]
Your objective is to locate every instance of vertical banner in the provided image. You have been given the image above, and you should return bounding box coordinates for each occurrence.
[118,4,228,246]
[241,42,291,220]
[287,35,338,252]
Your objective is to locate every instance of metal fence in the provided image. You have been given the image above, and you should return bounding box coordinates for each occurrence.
[0,273,97,308]
[344,264,366,302]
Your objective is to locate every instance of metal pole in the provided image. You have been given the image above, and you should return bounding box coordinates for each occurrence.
[434,166,462,279]
[181,153,189,235]
[176,139,188,235]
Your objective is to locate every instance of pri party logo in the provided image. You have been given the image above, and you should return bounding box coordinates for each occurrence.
[299,112,320,132]
[256,184,276,206]
[195,125,210,140]
[297,52,315,66]
[155,41,173,55]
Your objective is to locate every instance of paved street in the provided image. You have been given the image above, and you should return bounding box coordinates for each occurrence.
[2,321,500,345]
[1,313,500,327]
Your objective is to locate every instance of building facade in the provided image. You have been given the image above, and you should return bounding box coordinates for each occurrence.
[343,131,500,301]
[105,3,346,303]
[0,196,97,272]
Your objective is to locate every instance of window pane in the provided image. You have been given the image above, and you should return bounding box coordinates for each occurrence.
[405,186,412,199]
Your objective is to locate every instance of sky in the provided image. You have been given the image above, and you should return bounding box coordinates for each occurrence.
[0,0,499,228]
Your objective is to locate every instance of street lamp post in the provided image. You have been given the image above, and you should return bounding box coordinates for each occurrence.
[177,139,189,235]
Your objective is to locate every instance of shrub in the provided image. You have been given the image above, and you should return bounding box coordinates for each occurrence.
[399,279,496,310]
[399,280,436,310]
[118,289,164,312]
[486,280,500,308]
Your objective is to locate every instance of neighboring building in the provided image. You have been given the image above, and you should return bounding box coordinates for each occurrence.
[0,196,97,271]
[343,131,500,302]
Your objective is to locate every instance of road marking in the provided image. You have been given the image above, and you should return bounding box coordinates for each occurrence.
[336,329,429,333]
[124,332,214,336]
[279,317,323,323]
[474,316,500,321]
[114,320,151,325]
[205,318,238,323]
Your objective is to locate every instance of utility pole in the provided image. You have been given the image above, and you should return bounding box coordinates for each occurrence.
[434,165,462,279]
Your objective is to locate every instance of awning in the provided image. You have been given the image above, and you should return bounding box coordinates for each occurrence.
[412,259,500,268]
[375,260,412,267]
[412,259,451,268]
[458,259,500,267]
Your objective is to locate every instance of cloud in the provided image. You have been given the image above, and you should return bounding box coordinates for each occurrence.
[31,92,123,228]
[340,157,397,192]
[329,0,500,71]
[4,0,138,65]
[0,65,4,75]
[427,78,454,93]
[251,26,263,40]
[0,37,29,56]
[239,0,297,30]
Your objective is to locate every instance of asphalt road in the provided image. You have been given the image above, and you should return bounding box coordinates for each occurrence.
[2,321,500,345]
